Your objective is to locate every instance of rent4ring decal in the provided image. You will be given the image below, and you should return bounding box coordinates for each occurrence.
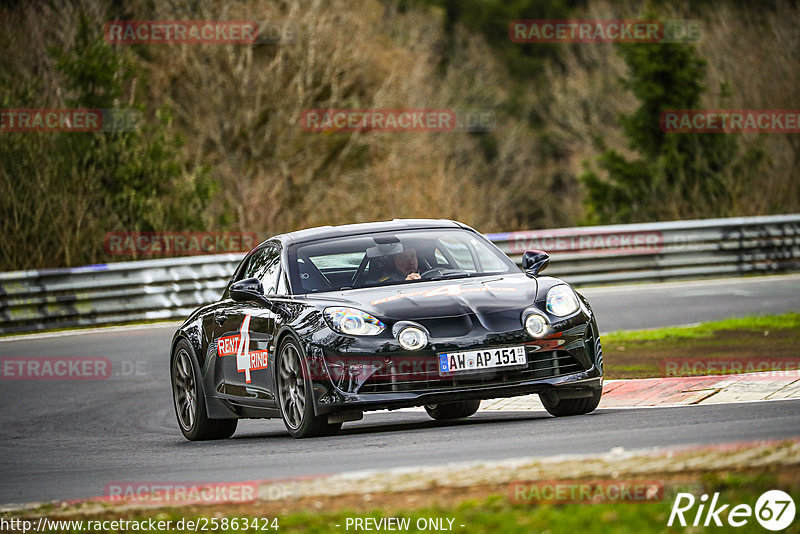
[216,314,268,383]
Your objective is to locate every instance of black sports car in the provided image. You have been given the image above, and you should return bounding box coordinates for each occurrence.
[170,219,603,439]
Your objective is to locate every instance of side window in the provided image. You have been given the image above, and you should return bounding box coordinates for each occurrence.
[244,245,281,294]
[469,237,507,272]
[438,236,477,272]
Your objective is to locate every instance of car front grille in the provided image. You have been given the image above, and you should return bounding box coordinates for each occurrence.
[355,348,585,394]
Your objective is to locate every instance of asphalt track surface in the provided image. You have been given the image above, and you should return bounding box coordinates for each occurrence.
[0,275,798,506]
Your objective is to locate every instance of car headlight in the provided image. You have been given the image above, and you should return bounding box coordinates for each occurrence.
[524,312,548,338]
[397,326,428,350]
[324,307,385,336]
[546,285,580,316]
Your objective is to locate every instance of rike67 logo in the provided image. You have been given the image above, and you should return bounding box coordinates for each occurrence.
[216,315,268,383]
[669,490,796,531]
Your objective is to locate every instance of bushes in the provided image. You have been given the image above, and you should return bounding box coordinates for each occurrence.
[580,41,767,224]
[0,3,213,269]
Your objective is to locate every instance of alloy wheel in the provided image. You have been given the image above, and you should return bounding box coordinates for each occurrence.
[278,343,306,429]
[173,348,197,432]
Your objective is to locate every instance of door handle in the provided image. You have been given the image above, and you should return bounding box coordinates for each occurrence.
[214,313,228,326]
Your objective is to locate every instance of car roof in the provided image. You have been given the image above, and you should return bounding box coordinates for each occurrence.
[276,219,471,245]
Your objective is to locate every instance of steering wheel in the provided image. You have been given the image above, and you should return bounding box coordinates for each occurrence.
[419,268,444,280]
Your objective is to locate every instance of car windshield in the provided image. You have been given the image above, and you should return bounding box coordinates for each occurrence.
[287,228,518,294]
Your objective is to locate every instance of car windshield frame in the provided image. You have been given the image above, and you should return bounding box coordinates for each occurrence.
[286,228,519,295]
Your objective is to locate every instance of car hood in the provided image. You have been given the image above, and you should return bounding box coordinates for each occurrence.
[304,273,538,320]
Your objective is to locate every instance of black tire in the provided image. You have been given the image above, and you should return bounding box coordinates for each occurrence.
[540,388,602,417]
[171,340,238,441]
[276,338,339,438]
[424,400,481,420]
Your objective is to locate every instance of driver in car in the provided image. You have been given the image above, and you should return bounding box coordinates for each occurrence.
[377,248,421,283]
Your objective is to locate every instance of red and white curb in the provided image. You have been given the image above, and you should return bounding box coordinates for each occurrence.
[599,371,800,407]
[480,370,800,411]
[395,371,800,413]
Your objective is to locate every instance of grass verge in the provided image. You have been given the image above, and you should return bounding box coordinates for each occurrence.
[603,312,800,379]
[15,469,800,533]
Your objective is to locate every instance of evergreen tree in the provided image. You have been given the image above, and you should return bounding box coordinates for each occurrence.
[580,42,766,224]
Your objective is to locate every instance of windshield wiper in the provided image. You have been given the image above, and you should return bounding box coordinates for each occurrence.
[441,271,505,279]
[422,269,469,280]
[441,271,470,279]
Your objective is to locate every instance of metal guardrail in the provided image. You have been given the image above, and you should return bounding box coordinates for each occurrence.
[0,255,243,334]
[1,215,799,334]
[487,214,800,286]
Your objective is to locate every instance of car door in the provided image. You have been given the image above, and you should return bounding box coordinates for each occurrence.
[213,243,281,406]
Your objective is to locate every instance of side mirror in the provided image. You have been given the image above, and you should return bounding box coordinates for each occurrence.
[521,249,550,276]
[230,277,265,303]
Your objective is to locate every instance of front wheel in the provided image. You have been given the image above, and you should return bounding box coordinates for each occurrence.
[539,388,602,417]
[171,341,238,441]
[425,400,481,420]
[277,339,340,438]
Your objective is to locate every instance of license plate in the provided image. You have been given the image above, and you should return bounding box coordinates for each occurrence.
[438,346,527,375]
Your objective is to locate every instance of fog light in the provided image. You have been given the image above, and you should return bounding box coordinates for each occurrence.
[397,326,427,351]
[525,313,548,338]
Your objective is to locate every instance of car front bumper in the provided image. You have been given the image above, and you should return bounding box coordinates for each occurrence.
[305,310,603,416]
[312,367,603,415]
